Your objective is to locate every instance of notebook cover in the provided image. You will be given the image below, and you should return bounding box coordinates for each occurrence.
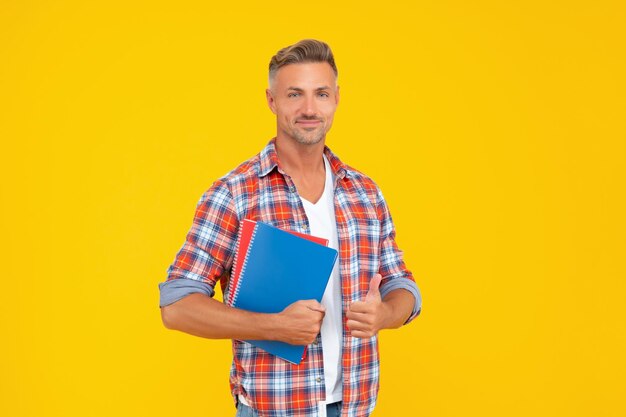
[230,220,338,364]
[228,220,329,307]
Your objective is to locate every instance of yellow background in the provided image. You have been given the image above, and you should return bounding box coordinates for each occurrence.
[1,1,625,416]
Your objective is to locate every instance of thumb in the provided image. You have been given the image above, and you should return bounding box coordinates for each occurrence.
[302,299,326,312]
[365,274,383,302]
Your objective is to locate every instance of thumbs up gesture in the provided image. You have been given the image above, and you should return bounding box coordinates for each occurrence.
[346,274,391,339]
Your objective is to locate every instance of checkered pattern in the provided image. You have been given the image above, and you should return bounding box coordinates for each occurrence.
[165,138,418,416]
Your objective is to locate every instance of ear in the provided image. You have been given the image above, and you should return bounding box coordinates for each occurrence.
[335,85,340,106]
[266,88,277,115]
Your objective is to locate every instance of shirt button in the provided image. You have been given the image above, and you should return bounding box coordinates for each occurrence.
[316,377,322,383]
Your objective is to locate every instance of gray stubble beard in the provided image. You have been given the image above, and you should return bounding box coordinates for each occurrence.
[289,122,328,146]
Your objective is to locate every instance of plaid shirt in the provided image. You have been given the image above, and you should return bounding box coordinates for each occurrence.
[162,138,421,416]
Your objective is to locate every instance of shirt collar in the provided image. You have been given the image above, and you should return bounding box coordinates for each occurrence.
[257,137,348,180]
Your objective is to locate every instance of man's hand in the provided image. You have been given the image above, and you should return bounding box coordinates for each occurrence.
[346,274,391,339]
[275,300,326,345]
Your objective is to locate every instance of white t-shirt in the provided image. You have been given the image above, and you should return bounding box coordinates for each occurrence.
[299,154,343,405]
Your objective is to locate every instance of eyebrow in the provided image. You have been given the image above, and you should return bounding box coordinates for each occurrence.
[287,86,332,92]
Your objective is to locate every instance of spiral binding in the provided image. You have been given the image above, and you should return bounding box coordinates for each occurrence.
[227,223,245,306]
[228,220,258,307]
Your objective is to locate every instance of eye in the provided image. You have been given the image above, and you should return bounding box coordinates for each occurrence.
[318,92,329,98]
[288,92,300,98]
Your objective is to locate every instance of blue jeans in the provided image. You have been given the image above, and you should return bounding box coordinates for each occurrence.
[236,401,342,417]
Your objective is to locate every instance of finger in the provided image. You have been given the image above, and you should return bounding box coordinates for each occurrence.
[365,274,383,302]
[346,318,374,331]
[346,311,375,323]
[307,305,326,313]
[302,299,326,312]
[346,307,374,320]
[349,301,375,314]
[350,329,376,339]
[345,309,359,320]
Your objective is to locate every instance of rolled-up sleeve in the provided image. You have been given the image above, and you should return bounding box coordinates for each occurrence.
[376,188,422,324]
[379,278,422,323]
[159,278,215,307]
[158,181,239,308]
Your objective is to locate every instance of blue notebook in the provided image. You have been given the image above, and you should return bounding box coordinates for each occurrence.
[229,220,338,364]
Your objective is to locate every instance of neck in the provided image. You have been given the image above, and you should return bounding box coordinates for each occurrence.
[275,136,326,177]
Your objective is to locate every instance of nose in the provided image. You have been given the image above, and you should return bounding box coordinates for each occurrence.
[302,94,318,116]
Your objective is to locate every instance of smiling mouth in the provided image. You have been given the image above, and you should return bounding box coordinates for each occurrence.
[297,120,321,126]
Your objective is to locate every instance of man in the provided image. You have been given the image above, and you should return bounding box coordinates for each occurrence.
[159,39,422,417]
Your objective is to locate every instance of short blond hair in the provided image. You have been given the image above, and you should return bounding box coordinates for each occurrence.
[269,39,338,85]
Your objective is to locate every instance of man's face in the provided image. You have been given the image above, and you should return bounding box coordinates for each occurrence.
[266,62,339,146]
